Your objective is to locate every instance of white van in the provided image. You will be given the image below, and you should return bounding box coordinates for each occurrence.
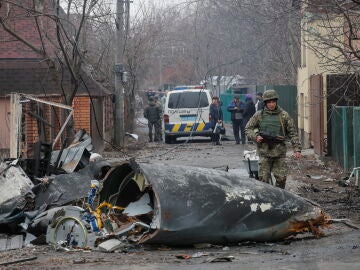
[163,86,213,143]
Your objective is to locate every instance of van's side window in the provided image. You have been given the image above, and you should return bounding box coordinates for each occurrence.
[168,92,209,108]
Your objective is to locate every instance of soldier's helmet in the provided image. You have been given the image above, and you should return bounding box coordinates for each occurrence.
[262,89,279,102]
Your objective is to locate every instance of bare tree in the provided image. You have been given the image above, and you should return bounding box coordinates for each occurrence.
[300,0,360,73]
[0,0,114,140]
[139,0,301,86]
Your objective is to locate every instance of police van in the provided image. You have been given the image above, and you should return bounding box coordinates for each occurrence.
[163,85,213,143]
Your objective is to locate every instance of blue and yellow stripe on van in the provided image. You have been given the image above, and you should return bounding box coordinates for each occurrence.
[165,122,212,133]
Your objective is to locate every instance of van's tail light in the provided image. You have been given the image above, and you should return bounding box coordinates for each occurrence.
[163,114,169,124]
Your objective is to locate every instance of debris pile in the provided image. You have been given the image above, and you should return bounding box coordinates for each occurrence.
[1,133,332,252]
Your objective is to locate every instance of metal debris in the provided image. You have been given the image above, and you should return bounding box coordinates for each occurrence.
[0,256,37,266]
[98,161,330,246]
[34,160,110,208]
[205,255,235,263]
[98,239,123,252]
[0,138,334,251]
[50,130,93,173]
[0,161,34,207]
[0,234,23,251]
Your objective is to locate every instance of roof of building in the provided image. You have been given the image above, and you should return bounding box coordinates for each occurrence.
[0,60,111,97]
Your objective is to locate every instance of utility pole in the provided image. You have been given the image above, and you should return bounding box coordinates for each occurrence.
[159,55,163,90]
[114,0,125,146]
[125,0,130,37]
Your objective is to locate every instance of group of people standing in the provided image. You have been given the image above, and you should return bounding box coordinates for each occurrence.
[210,93,263,145]
[227,94,257,144]
[144,89,301,190]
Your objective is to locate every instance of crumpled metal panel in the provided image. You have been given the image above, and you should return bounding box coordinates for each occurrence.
[0,234,23,251]
[0,163,34,207]
[103,162,327,245]
[50,137,92,173]
[35,160,111,208]
[0,163,36,231]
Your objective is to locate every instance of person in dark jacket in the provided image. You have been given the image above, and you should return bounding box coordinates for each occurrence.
[209,96,223,145]
[243,94,256,127]
[144,97,162,142]
[227,95,245,144]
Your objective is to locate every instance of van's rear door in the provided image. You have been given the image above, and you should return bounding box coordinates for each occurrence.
[165,90,211,134]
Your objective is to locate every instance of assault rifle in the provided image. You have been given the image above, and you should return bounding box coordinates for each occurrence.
[259,132,285,144]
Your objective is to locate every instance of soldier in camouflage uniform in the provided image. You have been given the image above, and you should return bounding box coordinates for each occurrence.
[245,90,301,189]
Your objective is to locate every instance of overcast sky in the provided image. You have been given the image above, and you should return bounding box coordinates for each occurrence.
[131,0,187,13]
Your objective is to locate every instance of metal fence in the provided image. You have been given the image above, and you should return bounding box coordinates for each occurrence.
[330,106,360,171]
[353,107,360,169]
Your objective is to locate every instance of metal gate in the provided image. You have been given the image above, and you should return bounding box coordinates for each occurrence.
[353,107,360,168]
[326,74,360,155]
[310,75,324,156]
[330,106,360,172]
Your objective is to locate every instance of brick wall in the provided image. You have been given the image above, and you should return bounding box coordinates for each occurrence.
[73,96,91,133]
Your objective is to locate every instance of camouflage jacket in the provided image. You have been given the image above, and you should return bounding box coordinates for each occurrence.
[245,106,301,158]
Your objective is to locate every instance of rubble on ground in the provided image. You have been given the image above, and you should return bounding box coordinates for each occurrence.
[0,133,333,253]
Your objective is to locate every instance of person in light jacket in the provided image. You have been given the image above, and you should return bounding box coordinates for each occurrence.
[227,95,245,144]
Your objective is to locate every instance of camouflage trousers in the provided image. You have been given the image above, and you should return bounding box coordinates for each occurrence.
[148,120,162,142]
[258,156,287,189]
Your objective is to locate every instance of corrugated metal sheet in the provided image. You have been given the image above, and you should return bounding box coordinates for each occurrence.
[353,108,360,168]
[0,98,10,149]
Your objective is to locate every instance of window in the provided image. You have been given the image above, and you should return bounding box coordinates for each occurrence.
[168,92,209,108]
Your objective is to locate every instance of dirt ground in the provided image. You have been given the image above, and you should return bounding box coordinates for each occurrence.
[0,121,359,269]
[287,152,360,224]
